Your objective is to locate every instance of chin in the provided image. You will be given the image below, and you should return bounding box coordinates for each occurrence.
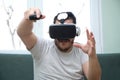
[59,48,70,52]
[55,39,74,52]
[58,45,73,52]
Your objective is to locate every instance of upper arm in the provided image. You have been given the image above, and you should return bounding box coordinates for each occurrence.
[19,32,37,50]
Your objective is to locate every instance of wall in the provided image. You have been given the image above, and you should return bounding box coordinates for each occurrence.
[101,0,120,53]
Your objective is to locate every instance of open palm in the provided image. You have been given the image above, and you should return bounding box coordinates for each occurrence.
[73,29,96,56]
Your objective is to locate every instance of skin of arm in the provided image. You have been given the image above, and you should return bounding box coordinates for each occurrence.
[17,8,45,50]
[82,49,101,80]
[73,29,101,80]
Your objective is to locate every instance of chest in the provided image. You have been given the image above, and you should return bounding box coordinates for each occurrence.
[38,48,83,75]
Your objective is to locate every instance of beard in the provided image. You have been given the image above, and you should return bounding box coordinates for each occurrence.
[55,39,74,52]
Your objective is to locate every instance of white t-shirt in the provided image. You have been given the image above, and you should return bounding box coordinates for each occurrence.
[30,38,88,80]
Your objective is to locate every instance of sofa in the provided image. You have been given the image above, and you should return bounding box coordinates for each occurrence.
[0,52,33,80]
[0,52,120,80]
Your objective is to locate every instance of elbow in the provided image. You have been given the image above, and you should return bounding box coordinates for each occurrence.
[17,27,22,37]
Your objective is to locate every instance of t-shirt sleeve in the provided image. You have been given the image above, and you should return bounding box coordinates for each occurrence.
[29,37,51,60]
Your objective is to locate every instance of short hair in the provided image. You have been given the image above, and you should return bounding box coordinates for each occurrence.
[53,12,76,24]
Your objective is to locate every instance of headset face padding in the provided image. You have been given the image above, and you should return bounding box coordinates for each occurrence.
[49,24,80,39]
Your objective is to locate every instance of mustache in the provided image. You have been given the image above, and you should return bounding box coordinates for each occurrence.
[57,39,70,42]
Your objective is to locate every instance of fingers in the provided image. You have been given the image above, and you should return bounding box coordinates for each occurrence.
[86,29,96,46]
[24,8,45,20]
[35,8,41,18]
[86,29,90,40]
[90,32,96,44]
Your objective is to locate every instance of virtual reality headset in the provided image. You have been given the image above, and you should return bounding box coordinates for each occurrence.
[49,24,80,39]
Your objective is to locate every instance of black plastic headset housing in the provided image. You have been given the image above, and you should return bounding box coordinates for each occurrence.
[49,24,76,39]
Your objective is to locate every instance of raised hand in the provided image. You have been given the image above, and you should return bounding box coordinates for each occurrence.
[24,8,45,20]
[73,29,96,57]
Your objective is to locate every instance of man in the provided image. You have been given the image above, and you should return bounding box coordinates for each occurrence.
[17,8,101,80]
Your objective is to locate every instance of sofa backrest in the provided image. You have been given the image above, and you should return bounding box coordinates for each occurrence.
[0,54,33,80]
[97,53,120,80]
[0,53,120,80]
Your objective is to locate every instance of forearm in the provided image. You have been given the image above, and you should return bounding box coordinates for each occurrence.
[88,53,101,80]
[17,8,45,50]
[17,18,34,37]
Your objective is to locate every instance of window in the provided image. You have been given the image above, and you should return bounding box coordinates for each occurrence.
[0,0,27,50]
[0,0,103,53]
[42,0,90,44]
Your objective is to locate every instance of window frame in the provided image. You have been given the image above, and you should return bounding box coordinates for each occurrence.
[0,0,103,53]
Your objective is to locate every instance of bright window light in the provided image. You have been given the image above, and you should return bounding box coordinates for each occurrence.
[42,0,90,44]
[0,0,27,50]
[0,0,90,50]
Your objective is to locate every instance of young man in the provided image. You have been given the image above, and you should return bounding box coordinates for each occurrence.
[17,8,101,80]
